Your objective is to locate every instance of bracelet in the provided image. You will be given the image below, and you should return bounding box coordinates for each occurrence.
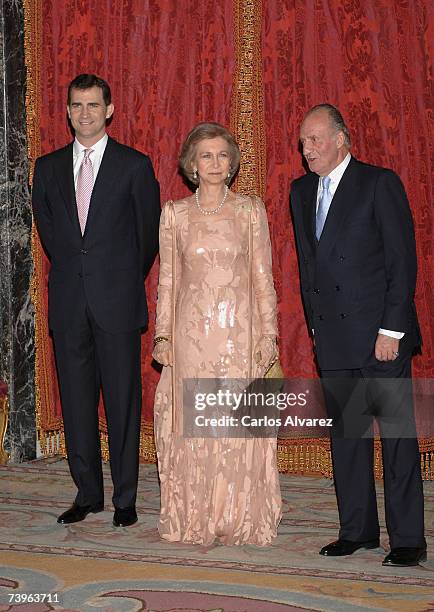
[153,336,171,347]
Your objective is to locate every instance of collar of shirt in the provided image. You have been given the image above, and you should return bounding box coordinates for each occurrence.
[316,152,352,208]
[73,133,109,188]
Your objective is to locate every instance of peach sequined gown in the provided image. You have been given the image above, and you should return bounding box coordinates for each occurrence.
[154,193,282,545]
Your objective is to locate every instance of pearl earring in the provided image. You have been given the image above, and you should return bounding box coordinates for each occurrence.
[193,169,198,180]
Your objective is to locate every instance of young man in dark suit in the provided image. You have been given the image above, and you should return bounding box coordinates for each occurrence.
[32,74,160,527]
[291,104,426,566]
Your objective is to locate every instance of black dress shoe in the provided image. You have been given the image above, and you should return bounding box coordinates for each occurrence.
[382,547,427,567]
[320,538,380,556]
[113,506,137,527]
[57,502,104,524]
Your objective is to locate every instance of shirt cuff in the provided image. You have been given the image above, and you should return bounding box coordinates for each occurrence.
[378,328,405,340]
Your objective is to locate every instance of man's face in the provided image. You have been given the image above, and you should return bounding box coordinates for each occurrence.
[299,110,346,176]
[67,86,114,146]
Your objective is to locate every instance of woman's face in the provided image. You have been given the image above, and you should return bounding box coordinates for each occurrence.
[193,137,231,186]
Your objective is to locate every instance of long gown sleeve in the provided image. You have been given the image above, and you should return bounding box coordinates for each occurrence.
[251,197,278,337]
[155,202,180,338]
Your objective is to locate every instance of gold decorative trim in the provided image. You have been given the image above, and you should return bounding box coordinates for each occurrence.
[277,440,332,477]
[31,225,59,457]
[0,397,10,465]
[23,0,42,179]
[421,451,434,481]
[23,0,53,457]
[230,0,266,197]
[277,438,434,481]
[98,431,156,463]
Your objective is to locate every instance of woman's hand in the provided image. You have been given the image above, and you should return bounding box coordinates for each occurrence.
[254,335,278,369]
[152,338,173,366]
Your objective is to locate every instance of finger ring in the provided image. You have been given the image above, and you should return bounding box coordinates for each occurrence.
[393,351,399,357]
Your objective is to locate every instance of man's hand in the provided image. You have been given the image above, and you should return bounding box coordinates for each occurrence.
[375,333,400,361]
[152,339,173,366]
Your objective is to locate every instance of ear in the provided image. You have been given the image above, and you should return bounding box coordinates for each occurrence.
[336,131,345,149]
[66,105,71,119]
[106,103,114,119]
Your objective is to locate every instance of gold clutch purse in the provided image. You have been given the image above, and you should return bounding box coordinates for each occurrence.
[264,357,284,379]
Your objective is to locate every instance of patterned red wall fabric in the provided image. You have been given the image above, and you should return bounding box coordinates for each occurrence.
[36,0,433,439]
[262,0,433,378]
[37,0,235,426]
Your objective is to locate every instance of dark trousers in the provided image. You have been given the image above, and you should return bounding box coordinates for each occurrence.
[321,352,425,548]
[52,304,142,509]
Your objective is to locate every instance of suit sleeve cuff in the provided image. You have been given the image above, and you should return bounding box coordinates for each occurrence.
[378,328,405,339]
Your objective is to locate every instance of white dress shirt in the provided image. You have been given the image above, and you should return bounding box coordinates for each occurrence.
[315,153,403,340]
[73,133,108,190]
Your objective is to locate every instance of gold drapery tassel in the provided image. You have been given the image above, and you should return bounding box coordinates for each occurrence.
[421,451,434,481]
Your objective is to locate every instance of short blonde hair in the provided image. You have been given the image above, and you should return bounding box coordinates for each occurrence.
[179,122,241,185]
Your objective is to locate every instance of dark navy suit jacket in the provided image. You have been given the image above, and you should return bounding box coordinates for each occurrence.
[32,136,160,333]
[290,157,420,370]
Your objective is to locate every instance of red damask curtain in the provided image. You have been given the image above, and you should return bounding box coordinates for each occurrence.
[262,1,433,380]
[30,0,236,458]
[25,0,433,472]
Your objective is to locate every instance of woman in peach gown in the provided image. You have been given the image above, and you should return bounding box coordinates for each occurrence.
[152,122,282,545]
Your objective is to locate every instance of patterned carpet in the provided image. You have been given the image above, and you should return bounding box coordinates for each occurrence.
[0,457,433,611]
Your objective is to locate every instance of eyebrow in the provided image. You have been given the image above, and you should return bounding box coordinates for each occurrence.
[70,101,101,105]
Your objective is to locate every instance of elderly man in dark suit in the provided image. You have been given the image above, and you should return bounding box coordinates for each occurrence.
[290,104,426,567]
[32,74,160,527]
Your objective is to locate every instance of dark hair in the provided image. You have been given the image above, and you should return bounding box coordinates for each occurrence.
[179,122,241,185]
[67,74,111,106]
[307,103,351,147]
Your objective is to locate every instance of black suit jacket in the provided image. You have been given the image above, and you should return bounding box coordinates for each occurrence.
[290,157,420,370]
[32,137,160,333]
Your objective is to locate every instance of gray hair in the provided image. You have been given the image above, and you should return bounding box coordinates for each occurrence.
[307,103,351,147]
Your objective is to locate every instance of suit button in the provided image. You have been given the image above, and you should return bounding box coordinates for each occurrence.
[339,255,345,262]
[78,272,83,278]
[81,249,88,254]
[340,313,347,319]
[335,285,340,291]
[314,288,320,294]
[318,315,324,321]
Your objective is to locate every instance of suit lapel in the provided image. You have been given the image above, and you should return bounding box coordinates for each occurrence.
[53,144,81,235]
[83,137,120,237]
[317,157,359,257]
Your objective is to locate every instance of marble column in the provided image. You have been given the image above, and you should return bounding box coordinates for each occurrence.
[0,0,36,461]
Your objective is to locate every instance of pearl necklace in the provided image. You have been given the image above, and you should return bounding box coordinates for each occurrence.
[195,185,229,215]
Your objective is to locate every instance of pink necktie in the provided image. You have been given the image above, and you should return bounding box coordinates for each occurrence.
[76,148,94,235]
